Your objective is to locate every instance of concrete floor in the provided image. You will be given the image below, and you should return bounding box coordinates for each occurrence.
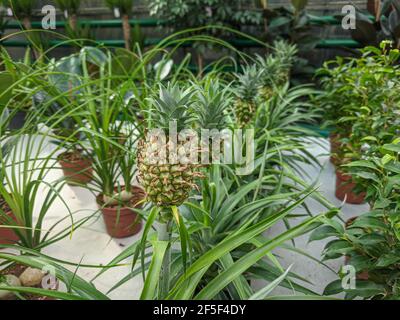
[2,136,368,299]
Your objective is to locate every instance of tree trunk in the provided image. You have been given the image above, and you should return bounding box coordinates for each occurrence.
[69,13,78,32]
[367,0,381,20]
[122,14,131,50]
[197,51,204,76]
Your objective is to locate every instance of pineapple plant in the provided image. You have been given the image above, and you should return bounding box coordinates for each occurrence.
[273,40,298,85]
[137,83,203,207]
[233,64,260,126]
[192,75,232,163]
[256,54,280,101]
[257,40,298,101]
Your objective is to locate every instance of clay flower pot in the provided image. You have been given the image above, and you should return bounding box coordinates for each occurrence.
[58,151,93,185]
[0,211,19,246]
[335,171,366,204]
[329,133,341,166]
[97,186,145,238]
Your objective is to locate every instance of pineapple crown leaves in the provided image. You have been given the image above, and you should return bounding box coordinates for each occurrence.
[55,0,81,14]
[191,76,232,130]
[2,0,35,18]
[256,40,298,87]
[256,54,281,86]
[234,64,261,102]
[272,40,298,69]
[147,82,196,132]
[104,0,133,15]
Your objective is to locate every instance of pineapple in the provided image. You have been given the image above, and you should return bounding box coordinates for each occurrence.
[273,40,298,85]
[257,40,298,101]
[233,65,260,126]
[137,84,203,207]
[256,54,279,101]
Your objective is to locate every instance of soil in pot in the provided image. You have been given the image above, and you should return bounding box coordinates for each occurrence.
[58,151,93,185]
[335,170,366,204]
[97,186,146,238]
[0,264,59,300]
[0,198,19,245]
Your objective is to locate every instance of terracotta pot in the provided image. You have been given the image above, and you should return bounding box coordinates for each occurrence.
[0,211,19,246]
[335,171,366,204]
[97,186,145,238]
[329,133,341,166]
[58,152,93,185]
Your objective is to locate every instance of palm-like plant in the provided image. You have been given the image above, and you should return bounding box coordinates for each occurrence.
[233,64,261,127]
[55,0,81,31]
[2,0,43,60]
[0,134,78,251]
[105,0,134,50]
[2,0,35,30]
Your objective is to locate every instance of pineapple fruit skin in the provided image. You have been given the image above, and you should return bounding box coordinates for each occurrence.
[235,99,256,127]
[137,135,203,207]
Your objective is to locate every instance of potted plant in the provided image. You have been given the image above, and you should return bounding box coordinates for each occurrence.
[0,134,85,300]
[74,52,145,238]
[314,141,400,299]
[318,42,400,204]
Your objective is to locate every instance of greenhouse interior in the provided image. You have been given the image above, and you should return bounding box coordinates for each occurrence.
[0,0,399,303]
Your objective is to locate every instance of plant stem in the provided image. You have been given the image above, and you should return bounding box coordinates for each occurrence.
[158,208,172,299]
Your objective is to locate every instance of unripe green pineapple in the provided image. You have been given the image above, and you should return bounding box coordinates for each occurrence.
[273,40,298,86]
[256,55,280,101]
[257,40,298,101]
[137,84,203,207]
[234,65,260,126]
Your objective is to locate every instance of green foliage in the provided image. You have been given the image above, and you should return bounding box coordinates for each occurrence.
[149,0,263,29]
[1,0,35,18]
[55,0,81,14]
[104,0,134,15]
[0,31,335,300]
[317,143,400,299]
[318,41,400,164]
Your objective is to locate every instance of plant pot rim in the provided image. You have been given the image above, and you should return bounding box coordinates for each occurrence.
[57,150,90,162]
[96,185,146,211]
